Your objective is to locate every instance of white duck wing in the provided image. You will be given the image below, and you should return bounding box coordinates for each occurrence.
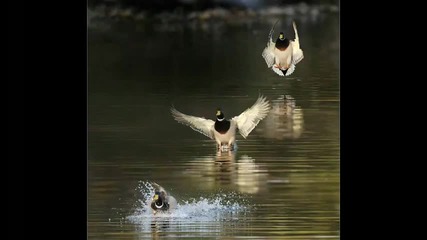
[171,107,215,139]
[291,44,304,65]
[262,44,276,68]
[285,64,296,76]
[290,21,304,64]
[272,66,285,76]
[262,20,280,68]
[231,96,271,138]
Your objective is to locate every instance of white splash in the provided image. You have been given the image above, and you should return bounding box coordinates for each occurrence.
[127,181,250,225]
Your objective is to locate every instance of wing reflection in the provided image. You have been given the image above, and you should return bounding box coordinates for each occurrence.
[256,94,304,140]
[183,151,268,194]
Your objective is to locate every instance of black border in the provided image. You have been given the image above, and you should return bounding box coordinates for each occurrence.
[341,2,367,238]
[17,0,400,239]
[8,0,26,237]
[340,1,399,238]
[21,1,87,238]
[341,2,357,238]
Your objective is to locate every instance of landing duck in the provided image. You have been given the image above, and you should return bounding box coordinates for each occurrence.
[262,20,304,76]
[171,95,271,151]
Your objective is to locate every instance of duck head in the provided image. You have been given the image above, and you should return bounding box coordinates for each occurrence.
[151,190,169,212]
[216,109,225,121]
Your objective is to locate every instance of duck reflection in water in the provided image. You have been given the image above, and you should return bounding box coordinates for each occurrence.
[183,151,268,194]
[256,94,304,140]
[150,220,170,240]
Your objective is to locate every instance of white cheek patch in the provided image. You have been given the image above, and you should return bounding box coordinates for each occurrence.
[155,201,164,208]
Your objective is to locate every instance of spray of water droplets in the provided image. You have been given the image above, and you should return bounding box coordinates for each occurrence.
[127,181,251,225]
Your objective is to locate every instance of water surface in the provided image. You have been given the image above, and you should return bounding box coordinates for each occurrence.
[88,12,339,239]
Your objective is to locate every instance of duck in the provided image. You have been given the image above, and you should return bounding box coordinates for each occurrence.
[150,182,177,214]
[171,95,271,151]
[261,20,304,76]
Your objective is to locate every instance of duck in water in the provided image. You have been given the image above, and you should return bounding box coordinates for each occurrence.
[150,182,177,215]
[171,95,271,151]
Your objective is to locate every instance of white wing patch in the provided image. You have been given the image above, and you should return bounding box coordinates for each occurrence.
[291,21,304,65]
[292,47,304,65]
[262,20,279,69]
[272,66,285,76]
[171,107,215,139]
[231,96,271,138]
[292,21,301,49]
[262,44,276,68]
[285,64,295,76]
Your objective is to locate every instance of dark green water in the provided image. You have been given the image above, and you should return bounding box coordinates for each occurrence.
[88,13,339,239]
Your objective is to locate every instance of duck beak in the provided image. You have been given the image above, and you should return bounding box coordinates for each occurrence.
[153,194,159,201]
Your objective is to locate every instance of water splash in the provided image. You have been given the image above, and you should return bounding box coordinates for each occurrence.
[127,181,251,225]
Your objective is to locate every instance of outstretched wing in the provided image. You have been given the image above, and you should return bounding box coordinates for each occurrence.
[262,45,276,68]
[171,107,215,139]
[262,20,280,68]
[290,21,304,65]
[231,95,271,138]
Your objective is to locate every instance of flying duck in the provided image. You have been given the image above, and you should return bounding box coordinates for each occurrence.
[262,20,304,76]
[171,95,271,151]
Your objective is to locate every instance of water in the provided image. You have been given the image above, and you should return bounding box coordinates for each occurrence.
[88,12,339,239]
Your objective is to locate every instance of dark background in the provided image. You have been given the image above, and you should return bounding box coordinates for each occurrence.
[88,0,339,12]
